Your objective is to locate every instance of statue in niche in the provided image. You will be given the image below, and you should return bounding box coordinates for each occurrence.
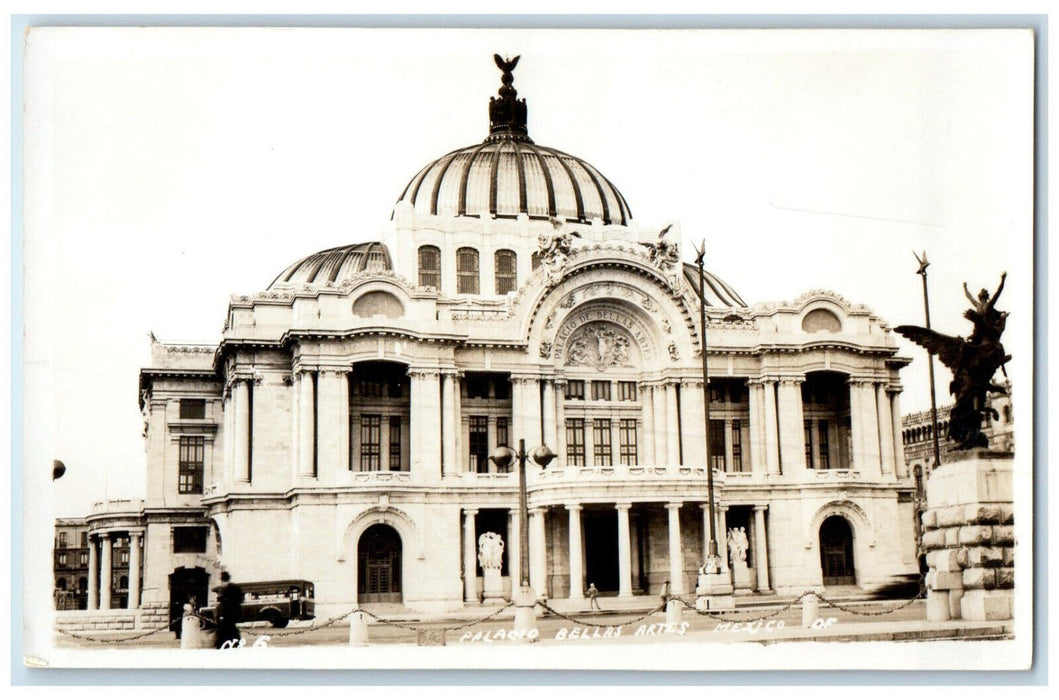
[727,527,749,564]
[896,273,1010,450]
[477,532,505,570]
[140,390,151,438]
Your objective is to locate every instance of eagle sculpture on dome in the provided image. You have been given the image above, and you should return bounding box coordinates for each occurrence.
[895,272,1010,450]
[494,54,520,79]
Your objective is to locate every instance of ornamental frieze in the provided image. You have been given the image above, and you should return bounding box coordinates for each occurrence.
[564,322,634,370]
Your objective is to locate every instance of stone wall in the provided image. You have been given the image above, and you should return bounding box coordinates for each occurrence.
[921,452,1014,621]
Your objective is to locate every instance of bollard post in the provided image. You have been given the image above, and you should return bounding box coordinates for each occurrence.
[181,606,202,649]
[665,599,682,627]
[348,611,369,647]
[802,594,819,628]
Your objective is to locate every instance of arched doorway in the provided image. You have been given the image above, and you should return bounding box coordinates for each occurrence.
[358,524,403,603]
[168,566,209,636]
[819,516,856,585]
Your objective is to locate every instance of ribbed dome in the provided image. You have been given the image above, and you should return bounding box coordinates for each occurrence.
[269,242,392,289]
[682,263,748,309]
[395,138,632,226]
[394,54,632,226]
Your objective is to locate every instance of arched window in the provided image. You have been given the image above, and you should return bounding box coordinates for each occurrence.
[1003,405,1012,423]
[801,308,842,333]
[494,249,517,294]
[418,245,441,289]
[457,247,480,294]
[57,577,66,590]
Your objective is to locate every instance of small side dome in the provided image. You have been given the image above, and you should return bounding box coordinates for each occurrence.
[681,263,748,309]
[269,242,393,289]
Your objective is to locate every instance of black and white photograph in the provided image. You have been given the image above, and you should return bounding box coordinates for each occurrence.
[20,25,1035,672]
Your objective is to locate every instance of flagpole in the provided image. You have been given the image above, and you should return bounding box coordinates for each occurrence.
[914,251,943,472]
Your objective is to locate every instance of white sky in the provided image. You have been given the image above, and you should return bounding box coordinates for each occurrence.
[22,27,1034,518]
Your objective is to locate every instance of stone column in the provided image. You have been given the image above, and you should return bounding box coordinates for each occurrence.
[666,502,684,595]
[530,508,548,595]
[542,378,557,450]
[640,382,656,465]
[317,370,349,479]
[876,383,896,477]
[127,531,141,610]
[233,379,250,483]
[441,370,458,477]
[753,505,771,592]
[889,389,907,479]
[652,384,668,465]
[87,535,98,611]
[680,380,706,467]
[717,506,730,573]
[99,533,113,610]
[554,380,568,461]
[747,380,764,474]
[723,419,735,473]
[666,382,682,466]
[508,509,521,587]
[762,379,780,475]
[567,505,584,601]
[777,378,806,476]
[616,503,633,598]
[409,369,442,480]
[298,370,316,478]
[463,509,478,602]
[849,378,882,477]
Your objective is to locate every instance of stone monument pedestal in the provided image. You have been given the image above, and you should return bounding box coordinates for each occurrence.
[921,451,1014,622]
[695,557,735,611]
[511,585,539,642]
[482,567,504,603]
[731,560,753,595]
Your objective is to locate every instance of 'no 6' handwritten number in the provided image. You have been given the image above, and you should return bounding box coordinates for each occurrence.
[220,636,271,649]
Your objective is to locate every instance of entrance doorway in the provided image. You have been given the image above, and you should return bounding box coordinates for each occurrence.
[169,566,209,636]
[819,516,856,585]
[358,524,403,603]
[582,509,619,593]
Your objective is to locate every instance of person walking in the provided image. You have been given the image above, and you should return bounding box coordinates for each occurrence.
[660,579,670,607]
[213,571,244,649]
[587,582,601,611]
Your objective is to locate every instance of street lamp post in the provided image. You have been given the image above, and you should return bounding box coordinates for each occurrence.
[490,438,556,638]
[692,240,735,611]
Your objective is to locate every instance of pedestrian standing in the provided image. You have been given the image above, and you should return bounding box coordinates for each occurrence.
[660,579,670,606]
[213,571,244,649]
[587,582,601,610]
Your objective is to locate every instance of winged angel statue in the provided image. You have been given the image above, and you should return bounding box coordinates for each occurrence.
[895,273,1010,450]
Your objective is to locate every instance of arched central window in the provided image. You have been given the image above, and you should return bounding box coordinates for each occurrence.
[494,249,517,294]
[457,247,480,294]
[418,245,441,289]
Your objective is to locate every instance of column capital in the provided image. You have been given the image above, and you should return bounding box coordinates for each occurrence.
[510,373,541,385]
[565,503,583,512]
[99,532,111,541]
[614,502,632,512]
[463,508,479,517]
[885,384,904,395]
[754,375,780,385]
[777,376,804,386]
[528,507,547,516]
[752,504,769,512]
[553,377,569,388]
[317,367,348,378]
[407,367,441,380]
[440,368,464,379]
[666,501,683,511]
[846,376,879,387]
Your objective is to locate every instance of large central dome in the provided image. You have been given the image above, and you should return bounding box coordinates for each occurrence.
[394,55,632,226]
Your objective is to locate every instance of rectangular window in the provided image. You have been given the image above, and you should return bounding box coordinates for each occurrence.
[495,417,509,447]
[566,419,586,467]
[79,552,88,566]
[58,532,67,548]
[818,420,831,469]
[617,381,638,401]
[494,378,511,400]
[591,381,611,401]
[388,416,402,470]
[457,247,480,294]
[804,420,814,468]
[731,420,743,472]
[120,550,129,565]
[353,380,386,399]
[58,552,67,566]
[418,246,441,289]
[710,385,725,403]
[592,420,613,466]
[179,399,206,419]
[619,419,638,465]
[729,383,746,404]
[466,376,490,399]
[80,532,87,548]
[708,419,726,470]
[178,436,205,494]
[172,527,208,553]
[361,415,382,471]
[469,416,489,472]
[565,380,585,400]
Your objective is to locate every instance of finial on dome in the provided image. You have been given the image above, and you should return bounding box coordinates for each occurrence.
[488,54,531,141]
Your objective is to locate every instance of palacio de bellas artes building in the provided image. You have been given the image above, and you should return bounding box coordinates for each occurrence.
[80,56,919,623]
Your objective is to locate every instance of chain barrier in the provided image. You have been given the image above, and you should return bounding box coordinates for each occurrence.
[357,603,514,633]
[536,601,666,628]
[672,585,926,623]
[55,625,173,644]
[671,595,804,623]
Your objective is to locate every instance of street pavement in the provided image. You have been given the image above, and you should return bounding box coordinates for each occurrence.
[54,597,1012,650]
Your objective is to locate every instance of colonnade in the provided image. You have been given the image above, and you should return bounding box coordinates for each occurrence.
[85,530,143,611]
[460,501,773,601]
